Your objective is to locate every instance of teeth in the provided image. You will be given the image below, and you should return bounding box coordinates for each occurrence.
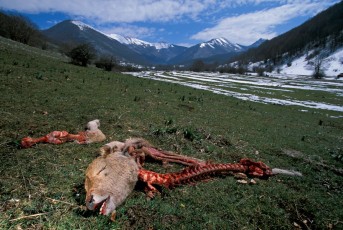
[100,201,106,215]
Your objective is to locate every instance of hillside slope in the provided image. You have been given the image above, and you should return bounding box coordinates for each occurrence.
[233,1,343,63]
[277,47,343,76]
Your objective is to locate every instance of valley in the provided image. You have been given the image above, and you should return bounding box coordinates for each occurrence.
[126,71,343,113]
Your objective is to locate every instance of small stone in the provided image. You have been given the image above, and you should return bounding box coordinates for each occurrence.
[234,173,248,179]
[294,222,300,228]
[237,179,248,184]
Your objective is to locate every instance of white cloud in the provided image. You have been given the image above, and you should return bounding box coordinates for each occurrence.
[0,0,214,23]
[0,0,339,44]
[190,1,337,45]
[176,42,194,47]
[101,24,156,39]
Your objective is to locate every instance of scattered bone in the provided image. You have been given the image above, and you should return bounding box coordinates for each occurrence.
[272,168,303,177]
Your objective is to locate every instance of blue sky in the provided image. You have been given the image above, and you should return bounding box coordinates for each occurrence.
[0,0,340,46]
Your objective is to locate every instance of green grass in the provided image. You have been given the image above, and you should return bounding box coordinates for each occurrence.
[1,36,342,229]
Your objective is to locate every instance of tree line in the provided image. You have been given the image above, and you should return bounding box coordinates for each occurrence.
[0,11,46,48]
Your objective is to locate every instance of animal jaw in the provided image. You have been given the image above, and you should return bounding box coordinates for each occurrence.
[85,193,109,212]
[86,193,114,216]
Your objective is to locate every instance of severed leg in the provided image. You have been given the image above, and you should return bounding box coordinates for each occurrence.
[21,130,71,148]
[20,119,106,148]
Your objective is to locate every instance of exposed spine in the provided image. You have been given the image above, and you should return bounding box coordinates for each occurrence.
[138,158,273,198]
[139,163,246,188]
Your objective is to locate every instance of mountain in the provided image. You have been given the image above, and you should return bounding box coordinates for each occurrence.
[42,20,151,65]
[168,38,245,64]
[42,20,187,65]
[231,1,343,65]
[226,1,343,77]
[244,38,268,49]
[42,20,266,66]
[108,34,187,64]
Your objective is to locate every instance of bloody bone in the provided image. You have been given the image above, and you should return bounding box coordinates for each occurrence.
[21,130,87,148]
[21,119,106,148]
[138,158,273,198]
[123,138,206,167]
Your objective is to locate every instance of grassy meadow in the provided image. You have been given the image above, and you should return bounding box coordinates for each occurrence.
[1,36,342,229]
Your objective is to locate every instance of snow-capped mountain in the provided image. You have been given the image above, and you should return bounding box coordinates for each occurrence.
[108,33,187,64]
[42,20,264,65]
[108,34,172,49]
[199,38,243,51]
[168,38,245,64]
[42,20,188,64]
[42,20,151,64]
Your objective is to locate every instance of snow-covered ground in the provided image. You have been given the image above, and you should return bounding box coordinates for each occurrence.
[124,71,343,113]
[278,48,343,77]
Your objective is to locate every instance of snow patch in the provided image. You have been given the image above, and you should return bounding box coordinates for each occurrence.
[199,38,243,51]
[108,34,173,50]
[322,48,343,76]
[71,20,93,31]
[124,71,343,112]
[278,48,343,77]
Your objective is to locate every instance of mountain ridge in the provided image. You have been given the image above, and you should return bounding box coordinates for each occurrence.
[42,20,264,65]
[42,20,152,65]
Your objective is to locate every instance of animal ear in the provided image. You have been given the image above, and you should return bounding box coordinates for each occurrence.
[95,119,100,128]
[99,145,111,156]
